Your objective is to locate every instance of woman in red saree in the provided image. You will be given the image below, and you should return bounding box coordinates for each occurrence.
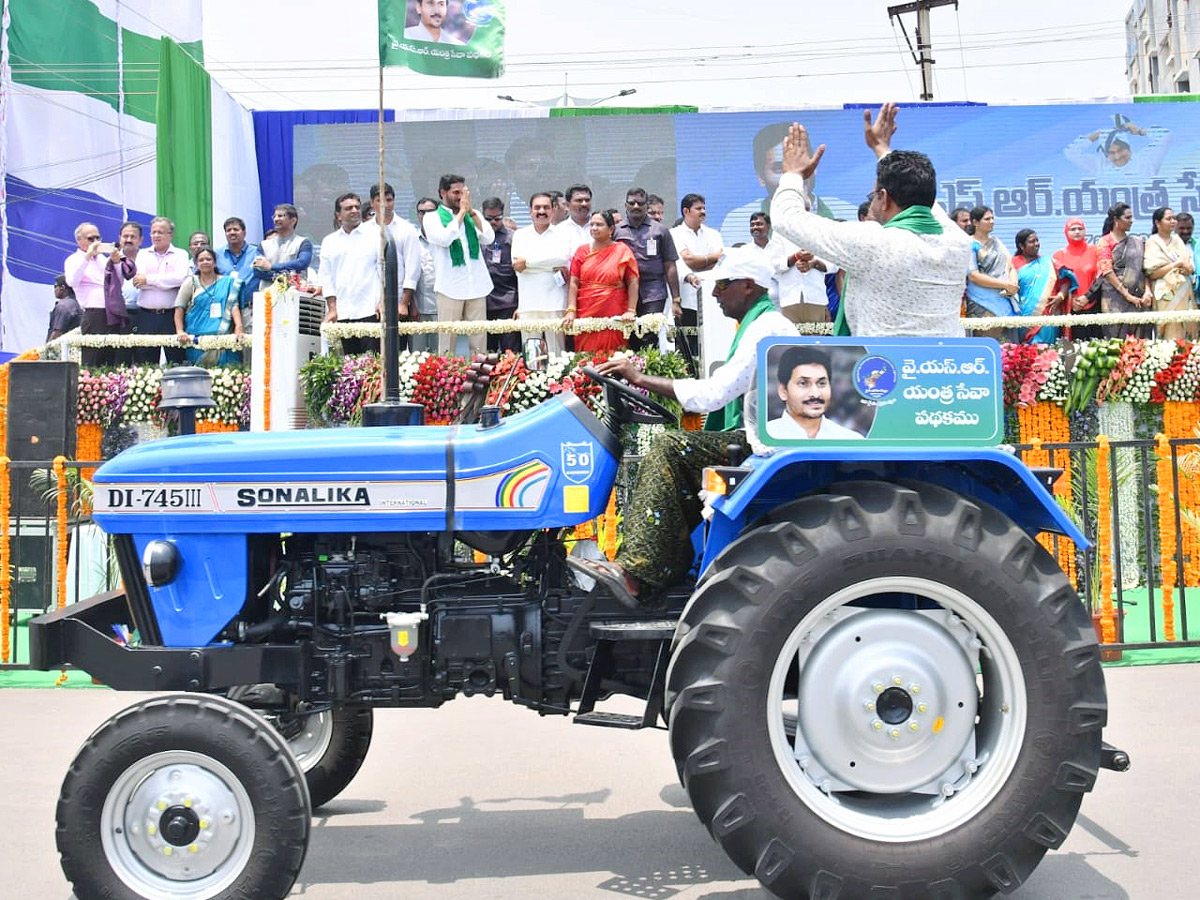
[563,210,639,353]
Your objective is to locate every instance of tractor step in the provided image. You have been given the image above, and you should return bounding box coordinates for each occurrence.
[576,620,675,728]
[589,620,678,641]
[574,711,648,729]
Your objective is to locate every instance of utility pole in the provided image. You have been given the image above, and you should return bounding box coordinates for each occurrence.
[887,0,958,101]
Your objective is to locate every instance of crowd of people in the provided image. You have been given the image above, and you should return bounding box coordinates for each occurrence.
[953,201,1200,343]
[55,159,920,371]
[58,126,1200,375]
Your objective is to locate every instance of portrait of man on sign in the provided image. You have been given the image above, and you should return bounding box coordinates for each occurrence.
[764,344,866,441]
[404,0,471,45]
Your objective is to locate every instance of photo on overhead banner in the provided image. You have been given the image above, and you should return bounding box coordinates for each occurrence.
[378,0,506,79]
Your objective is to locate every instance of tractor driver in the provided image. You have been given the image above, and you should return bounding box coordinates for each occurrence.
[567,245,796,609]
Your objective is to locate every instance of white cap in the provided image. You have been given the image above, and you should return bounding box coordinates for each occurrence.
[710,244,775,293]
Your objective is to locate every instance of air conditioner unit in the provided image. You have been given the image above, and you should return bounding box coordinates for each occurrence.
[250,290,325,431]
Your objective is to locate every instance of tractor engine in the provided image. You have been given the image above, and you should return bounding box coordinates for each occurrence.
[236,532,603,713]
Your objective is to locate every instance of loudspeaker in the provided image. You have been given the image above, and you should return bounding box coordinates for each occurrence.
[7,361,79,520]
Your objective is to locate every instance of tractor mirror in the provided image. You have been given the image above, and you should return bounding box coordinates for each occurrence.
[523,338,548,372]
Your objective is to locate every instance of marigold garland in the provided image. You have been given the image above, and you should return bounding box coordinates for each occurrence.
[52,456,68,609]
[76,422,103,482]
[52,455,71,683]
[262,288,274,432]
[194,421,239,434]
[600,489,619,560]
[1164,401,1200,586]
[0,456,9,664]
[1155,434,1178,641]
[1017,407,1077,583]
[1095,436,1117,645]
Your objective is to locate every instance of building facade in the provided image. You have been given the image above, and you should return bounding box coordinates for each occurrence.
[1127,0,1200,94]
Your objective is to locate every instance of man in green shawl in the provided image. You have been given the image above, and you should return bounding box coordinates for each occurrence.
[567,246,796,609]
[771,102,972,339]
[421,173,496,356]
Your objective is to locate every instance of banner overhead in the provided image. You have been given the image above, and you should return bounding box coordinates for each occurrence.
[378,0,505,78]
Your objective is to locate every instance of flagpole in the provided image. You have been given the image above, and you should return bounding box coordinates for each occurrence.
[377,63,399,403]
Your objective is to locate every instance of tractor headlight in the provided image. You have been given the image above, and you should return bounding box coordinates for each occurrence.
[141,540,180,587]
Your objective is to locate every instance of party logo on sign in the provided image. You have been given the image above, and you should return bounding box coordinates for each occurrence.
[854,355,898,402]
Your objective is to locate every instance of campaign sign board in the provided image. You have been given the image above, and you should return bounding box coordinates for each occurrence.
[756,337,1003,447]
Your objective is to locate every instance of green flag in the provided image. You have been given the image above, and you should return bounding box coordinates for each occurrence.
[378,0,505,78]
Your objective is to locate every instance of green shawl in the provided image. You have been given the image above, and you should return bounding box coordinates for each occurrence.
[704,294,775,432]
[438,205,481,267]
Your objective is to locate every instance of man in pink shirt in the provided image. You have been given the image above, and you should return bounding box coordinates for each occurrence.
[132,217,189,364]
[64,221,131,367]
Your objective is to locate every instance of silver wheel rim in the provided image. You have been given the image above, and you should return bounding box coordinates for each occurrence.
[100,750,255,899]
[767,576,1027,843]
[283,708,334,773]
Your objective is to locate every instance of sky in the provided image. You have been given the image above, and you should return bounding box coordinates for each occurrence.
[202,0,1139,113]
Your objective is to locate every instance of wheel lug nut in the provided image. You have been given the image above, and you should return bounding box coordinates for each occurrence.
[940,782,955,797]
[909,683,920,695]
[889,728,900,739]
[863,700,875,712]
[873,682,884,693]
[892,676,903,686]
[909,722,919,732]
[871,719,883,731]
[917,702,928,714]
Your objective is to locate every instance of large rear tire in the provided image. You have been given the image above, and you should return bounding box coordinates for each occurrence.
[57,693,310,900]
[667,481,1106,900]
[227,686,373,809]
[278,705,373,809]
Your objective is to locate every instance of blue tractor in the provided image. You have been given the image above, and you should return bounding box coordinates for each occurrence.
[31,350,1123,900]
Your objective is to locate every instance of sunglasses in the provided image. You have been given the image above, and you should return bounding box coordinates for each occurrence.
[483,214,504,222]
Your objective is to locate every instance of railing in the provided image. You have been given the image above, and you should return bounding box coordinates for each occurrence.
[0,459,118,670]
[1014,436,1200,659]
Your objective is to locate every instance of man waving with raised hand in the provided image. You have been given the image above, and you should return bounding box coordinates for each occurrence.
[769,102,971,339]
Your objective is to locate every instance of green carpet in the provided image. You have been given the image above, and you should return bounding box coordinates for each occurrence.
[1094,585,1200,666]
[3,589,1198,688]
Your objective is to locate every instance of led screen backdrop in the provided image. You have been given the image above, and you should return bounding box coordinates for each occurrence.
[295,101,1200,253]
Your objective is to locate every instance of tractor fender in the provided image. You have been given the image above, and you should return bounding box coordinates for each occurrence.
[701,446,1086,576]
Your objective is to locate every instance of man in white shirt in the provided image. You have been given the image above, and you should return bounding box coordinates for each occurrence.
[64,221,127,368]
[765,345,864,440]
[133,216,190,364]
[746,211,836,322]
[411,197,441,354]
[770,102,971,338]
[403,0,464,44]
[512,192,570,356]
[566,246,797,609]
[554,184,593,256]
[319,192,388,356]
[422,173,495,357]
[368,181,423,350]
[670,192,723,359]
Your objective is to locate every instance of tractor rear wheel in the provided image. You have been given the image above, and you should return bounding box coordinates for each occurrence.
[667,481,1106,899]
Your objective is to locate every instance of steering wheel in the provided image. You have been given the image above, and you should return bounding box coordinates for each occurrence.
[580,367,678,427]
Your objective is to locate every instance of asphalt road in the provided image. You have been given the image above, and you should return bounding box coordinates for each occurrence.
[2,663,1196,900]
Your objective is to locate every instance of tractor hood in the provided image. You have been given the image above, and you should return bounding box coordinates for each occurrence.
[91,391,620,534]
